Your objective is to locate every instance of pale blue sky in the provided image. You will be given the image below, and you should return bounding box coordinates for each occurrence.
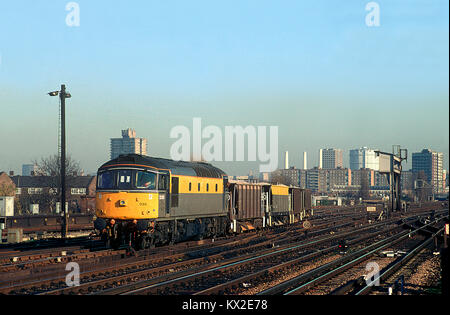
[0,0,448,175]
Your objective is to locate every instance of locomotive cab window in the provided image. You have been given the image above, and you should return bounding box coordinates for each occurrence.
[117,170,132,190]
[136,171,156,190]
[158,174,168,190]
[97,171,114,189]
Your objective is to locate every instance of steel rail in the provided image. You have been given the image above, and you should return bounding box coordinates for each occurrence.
[257,215,447,295]
[0,216,357,294]
[1,208,444,295]
[282,215,447,295]
[192,224,405,295]
[35,218,363,295]
[354,226,445,295]
[121,217,415,295]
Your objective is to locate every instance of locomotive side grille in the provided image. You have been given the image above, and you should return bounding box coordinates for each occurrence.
[192,165,222,178]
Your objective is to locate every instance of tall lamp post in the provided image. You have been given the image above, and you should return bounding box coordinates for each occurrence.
[48,84,71,239]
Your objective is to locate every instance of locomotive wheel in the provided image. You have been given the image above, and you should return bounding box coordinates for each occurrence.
[137,236,148,250]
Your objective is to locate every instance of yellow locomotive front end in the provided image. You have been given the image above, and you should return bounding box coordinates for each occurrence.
[96,191,159,220]
[94,165,170,248]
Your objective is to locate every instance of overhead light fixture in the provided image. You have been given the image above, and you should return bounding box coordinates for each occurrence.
[48,90,71,98]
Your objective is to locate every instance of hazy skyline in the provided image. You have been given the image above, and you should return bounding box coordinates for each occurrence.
[0,0,448,176]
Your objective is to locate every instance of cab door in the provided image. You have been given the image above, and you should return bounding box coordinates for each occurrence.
[158,173,170,217]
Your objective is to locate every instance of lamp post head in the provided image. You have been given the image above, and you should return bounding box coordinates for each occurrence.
[48,89,71,98]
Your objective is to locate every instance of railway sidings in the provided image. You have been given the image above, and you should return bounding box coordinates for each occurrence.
[0,202,447,295]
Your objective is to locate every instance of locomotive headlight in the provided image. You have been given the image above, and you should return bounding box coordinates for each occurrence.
[119,200,127,206]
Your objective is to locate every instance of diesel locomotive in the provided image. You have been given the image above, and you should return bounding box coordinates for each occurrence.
[94,154,312,249]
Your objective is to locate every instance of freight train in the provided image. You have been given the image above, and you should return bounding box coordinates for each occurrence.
[94,154,312,249]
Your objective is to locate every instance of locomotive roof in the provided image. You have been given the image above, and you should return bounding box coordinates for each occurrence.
[99,154,227,178]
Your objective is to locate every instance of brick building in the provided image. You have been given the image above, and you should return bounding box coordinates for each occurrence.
[10,175,97,215]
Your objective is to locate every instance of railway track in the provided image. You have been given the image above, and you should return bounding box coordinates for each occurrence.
[105,232,394,295]
[0,214,359,294]
[355,226,444,295]
[257,215,447,295]
[33,218,372,295]
[0,206,445,295]
[74,214,433,295]
[0,217,382,294]
[195,212,447,296]
[0,210,369,274]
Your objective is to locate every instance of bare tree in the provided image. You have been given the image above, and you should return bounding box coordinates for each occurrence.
[25,154,82,214]
[17,194,45,215]
[33,154,81,177]
[270,170,290,185]
[0,183,15,196]
[14,199,25,215]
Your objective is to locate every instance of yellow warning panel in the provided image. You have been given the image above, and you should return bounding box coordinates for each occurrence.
[271,185,289,196]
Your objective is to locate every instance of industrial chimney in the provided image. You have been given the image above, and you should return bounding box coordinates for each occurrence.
[319,149,323,169]
[285,151,289,169]
[303,152,307,170]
